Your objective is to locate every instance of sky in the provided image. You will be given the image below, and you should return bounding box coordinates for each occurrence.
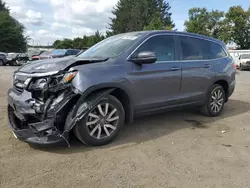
[4,0,249,45]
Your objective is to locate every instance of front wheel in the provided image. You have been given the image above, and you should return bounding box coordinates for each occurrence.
[73,95,125,146]
[200,84,225,117]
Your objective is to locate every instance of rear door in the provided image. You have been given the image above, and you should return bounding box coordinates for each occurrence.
[128,34,182,111]
[177,36,216,103]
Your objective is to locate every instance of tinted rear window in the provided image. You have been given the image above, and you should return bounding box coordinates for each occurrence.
[180,36,227,60]
[209,42,227,59]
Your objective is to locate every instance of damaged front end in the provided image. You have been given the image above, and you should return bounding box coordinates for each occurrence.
[7,57,114,147]
[8,70,83,146]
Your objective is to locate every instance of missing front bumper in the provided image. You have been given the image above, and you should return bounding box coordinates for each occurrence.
[8,105,69,146]
[7,87,78,146]
[7,86,116,147]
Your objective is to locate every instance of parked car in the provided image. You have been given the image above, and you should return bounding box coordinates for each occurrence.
[0,52,7,66]
[7,53,20,66]
[31,51,52,61]
[15,53,30,66]
[7,31,236,147]
[50,49,81,58]
[7,53,30,66]
[28,49,43,59]
[237,54,250,70]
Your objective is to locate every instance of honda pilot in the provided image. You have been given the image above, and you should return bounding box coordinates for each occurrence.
[7,31,236,147]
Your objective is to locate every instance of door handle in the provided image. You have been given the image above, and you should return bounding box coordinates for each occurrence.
[170,67,180,71]
[204,64,211,68]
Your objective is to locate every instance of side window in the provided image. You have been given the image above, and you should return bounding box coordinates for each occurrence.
[180,36,210,60]
[70,50,79,55]
[209,42,227,59]
[133,35,175,61]
[65,50,71,55]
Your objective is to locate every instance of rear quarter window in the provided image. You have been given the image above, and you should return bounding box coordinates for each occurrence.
[209,42,227,59]
[179,36,227,60]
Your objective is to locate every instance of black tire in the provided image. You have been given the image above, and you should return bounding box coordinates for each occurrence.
[73,95,125,146]
[200,84,225,117]
[239,64,244,71]
[0,60,4,66]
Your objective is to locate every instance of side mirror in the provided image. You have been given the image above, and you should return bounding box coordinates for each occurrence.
[130,51,157,64]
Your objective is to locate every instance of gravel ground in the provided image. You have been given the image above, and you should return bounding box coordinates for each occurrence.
[0,67,250,188]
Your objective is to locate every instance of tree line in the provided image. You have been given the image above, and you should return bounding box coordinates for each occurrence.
[0,0,250,52]
[184,6,250,49]
[53,1,250,50]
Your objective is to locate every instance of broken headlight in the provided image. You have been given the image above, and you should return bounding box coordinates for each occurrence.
[61,71,78,84]
[32,71,78,90]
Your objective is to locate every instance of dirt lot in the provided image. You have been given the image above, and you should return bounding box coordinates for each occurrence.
[0,67,250,188]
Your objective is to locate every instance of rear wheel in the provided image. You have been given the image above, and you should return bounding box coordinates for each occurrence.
[201,84,225,117]
[0,60,4,66]
[73,95,125,146]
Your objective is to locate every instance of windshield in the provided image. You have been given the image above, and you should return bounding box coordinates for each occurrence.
[241,54,250,59]
[78,32,144,58]
[51,49,67,56]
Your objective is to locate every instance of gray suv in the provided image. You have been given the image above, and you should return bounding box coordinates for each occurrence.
[7,31,236,147]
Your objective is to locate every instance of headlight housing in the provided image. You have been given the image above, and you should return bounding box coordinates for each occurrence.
[32,71,78,90]
[61,71,78,83]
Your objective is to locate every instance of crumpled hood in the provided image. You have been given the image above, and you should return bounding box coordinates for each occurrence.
[17,56,109,74]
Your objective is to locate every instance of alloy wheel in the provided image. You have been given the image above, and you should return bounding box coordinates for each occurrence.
[86,103,119,140]
[210,88,224,113]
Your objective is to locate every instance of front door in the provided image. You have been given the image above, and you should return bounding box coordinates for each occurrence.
[127,34,182,112]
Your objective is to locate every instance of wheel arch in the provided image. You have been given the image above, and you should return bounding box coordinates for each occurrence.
[71,84,134,127]
[213,79,229,102]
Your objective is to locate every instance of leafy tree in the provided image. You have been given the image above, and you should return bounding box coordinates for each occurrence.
[73,37,82,49]
[184,8,225,40]
[225,6,250,49]
[156,0,175,29]
[53,31,105,49]
[0,7,27,52]
[143,12,163,30]
[0,0,8,12]
[53,40,62,48]
[184,6,250,49]
[109,0,175,34]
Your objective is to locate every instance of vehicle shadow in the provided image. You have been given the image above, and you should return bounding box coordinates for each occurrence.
[31,99,250,154]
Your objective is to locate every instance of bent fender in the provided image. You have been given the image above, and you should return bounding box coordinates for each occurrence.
[63,88,115,133]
